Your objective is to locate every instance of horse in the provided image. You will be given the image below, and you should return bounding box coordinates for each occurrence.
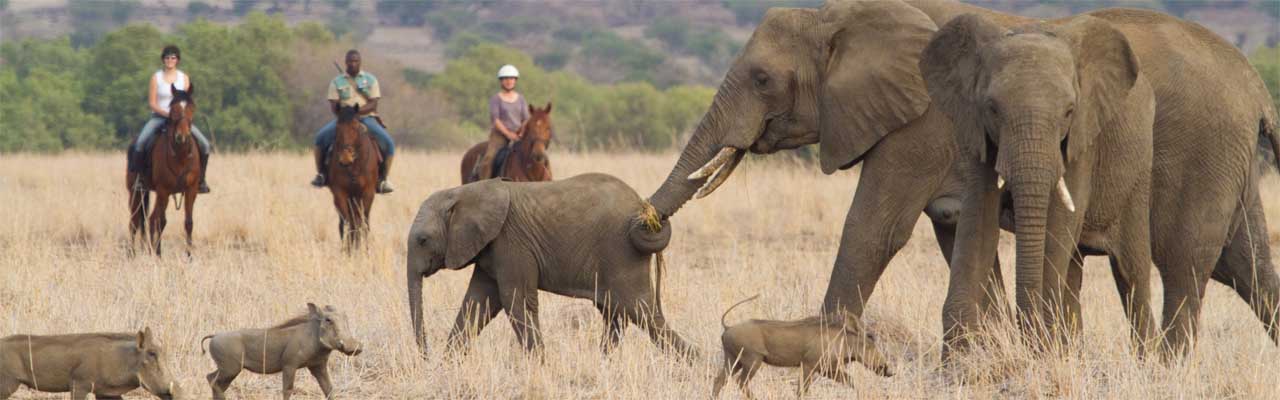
[127,84,202,257]
[460,102,554,184]
[325,104,379,251]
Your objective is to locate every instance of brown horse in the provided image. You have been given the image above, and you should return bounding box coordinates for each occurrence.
[127,84,202,257]
[326,105,379,250]
[460,102,554,184]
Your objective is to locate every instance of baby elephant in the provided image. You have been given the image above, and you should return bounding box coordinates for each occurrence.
[201,303,363,400]
[712,296,893,399]
[407,173,694,358]
[0,328,179,399]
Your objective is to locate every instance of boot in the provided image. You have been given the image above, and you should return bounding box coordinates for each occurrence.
[311,147,327,187]
[377,155,395,194]
[197,151,211,194]
[127,147,141,173]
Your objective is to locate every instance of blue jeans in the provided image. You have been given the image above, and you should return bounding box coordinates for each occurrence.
[134,116,211,154]
[314,116,395,157]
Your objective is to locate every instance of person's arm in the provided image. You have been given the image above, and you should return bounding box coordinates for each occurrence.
[359,77,380,116]
[147,75,166,117]
[326,79,341,117]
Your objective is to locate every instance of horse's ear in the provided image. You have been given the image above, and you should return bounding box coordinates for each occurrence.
[544,101,552,113]
[171,83,180,95]
[528,103,536,115]
[354,104,360,114]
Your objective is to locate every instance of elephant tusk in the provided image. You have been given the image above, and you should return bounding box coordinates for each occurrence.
[1057,177,1076,213]
[688,148,739,180]
[695,151,744,199]
[996,175,1005,190]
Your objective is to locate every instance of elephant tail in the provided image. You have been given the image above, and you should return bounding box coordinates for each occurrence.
[629,202,671,254]
[654,252,666,316]
[721,294,760,330]
[199,334,214,355]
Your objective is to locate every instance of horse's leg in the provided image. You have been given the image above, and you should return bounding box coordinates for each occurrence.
[151,190,170,257]
[128,184,144,254]
[360,191,375,250]
[184,190,197,257]
[332,192,353,251]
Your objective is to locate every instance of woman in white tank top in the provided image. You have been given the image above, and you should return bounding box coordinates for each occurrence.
[129,45,212,193]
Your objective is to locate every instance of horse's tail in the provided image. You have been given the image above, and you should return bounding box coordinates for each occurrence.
[721,295,760,330]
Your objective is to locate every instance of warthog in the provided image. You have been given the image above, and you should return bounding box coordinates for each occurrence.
[0,327,178,399]
[201,303,363,400]
[712,296,893,399]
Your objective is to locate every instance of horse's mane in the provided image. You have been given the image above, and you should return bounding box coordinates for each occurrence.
[337,105,359,123]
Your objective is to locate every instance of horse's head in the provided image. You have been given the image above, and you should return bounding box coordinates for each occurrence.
[335,104,365,166]
[167,84,195,146]
[521,102,553,165]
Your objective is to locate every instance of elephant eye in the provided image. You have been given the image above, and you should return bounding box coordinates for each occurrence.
[986,99,999,117]
[753,71,769,88]
[1063,107,1074,120]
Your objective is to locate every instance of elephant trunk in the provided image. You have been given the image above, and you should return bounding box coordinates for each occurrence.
[1002,121,1063,331]
[408,263,426,353]
[649,76,748,217]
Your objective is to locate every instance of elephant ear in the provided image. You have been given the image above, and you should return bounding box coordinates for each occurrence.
[1053,16,1140,164]
[920,13,1008,164]
[817,1,935,174]
[444,180,511,269]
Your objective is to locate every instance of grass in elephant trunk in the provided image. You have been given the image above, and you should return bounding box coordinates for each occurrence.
[0,152,1277,398]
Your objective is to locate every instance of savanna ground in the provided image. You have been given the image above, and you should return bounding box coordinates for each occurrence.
[1,151,1278,399]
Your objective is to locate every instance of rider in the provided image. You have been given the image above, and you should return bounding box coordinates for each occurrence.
[474,64,531,180]
[311,49,396,194]
[129,45,212,193]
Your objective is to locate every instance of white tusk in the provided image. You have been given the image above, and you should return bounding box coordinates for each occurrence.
[996,175,1005,190]
[694,152,742,199]
[687,148,738,180]
[1057,177,1075,213]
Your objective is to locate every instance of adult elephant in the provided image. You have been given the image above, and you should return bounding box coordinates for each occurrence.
[647,0,1280,353]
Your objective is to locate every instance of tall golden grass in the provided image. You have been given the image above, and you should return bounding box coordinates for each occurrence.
[0,152,1277,399]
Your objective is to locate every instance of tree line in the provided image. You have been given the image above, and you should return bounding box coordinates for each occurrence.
[0,13,715,153]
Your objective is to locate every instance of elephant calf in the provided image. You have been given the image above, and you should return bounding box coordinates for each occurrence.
[0,328,179,399]
[201,303,363,400]
[407,173,695,358]
[712,296,893,399]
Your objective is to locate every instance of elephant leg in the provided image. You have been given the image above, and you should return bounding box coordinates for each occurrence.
[931,214,1007,319]
[821,126,950,318]
[446,271,502,354]
[625,300,697,359]
[942,162,1003,358]
[1211,187,1280,344]
[499,285,544,354]
[596,300,629,354]
[1063,251,1085,337]
[1034,209,1083,350]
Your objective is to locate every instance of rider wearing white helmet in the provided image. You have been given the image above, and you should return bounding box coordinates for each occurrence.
[474,64,531,180]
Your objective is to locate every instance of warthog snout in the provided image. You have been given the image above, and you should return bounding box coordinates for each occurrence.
[339,339,364,356]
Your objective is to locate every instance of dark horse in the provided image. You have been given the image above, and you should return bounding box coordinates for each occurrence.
[326,105,379,250]
[460,102,554,184]
[127,84,202,257]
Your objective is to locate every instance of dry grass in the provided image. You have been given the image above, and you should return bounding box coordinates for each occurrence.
[0,152,1278,399]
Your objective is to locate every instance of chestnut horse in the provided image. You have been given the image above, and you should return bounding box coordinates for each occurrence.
[460,102,554,184]
[326,105,379,250]
[127,84,202,257]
